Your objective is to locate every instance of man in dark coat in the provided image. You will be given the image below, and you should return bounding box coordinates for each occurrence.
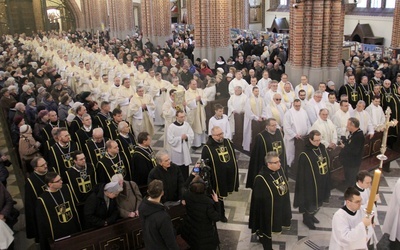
[138,180,179,250]
[201,126,239,222]
[36,172,81,250]
[132,132,157,187]
[339,117,365,187]
[97,140,131,182]
[84,181,121,229]
[147,150,184,203]
[181,176,220,250]
[246,118,286,189]
[294,130,331,230]
[25,157,49,240]
[249,151,292,250]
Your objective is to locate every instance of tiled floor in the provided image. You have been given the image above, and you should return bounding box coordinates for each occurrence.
[8,125,400,249]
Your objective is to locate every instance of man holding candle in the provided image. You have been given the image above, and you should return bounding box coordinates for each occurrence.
[339,117,365,187]
[329,187,374,249]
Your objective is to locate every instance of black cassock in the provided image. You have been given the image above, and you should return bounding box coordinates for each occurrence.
[25,172,49,239]
[389,93,400,142]
[116,133,137,160]
[249,166,292,250]
[49,141,80,179]
[65,163,97,204]
[84,138,108,167]
[246,129,286,189]
[36,185,81,250]
[132,145,157,186]
[97,152,131,183]
[69,116,83,141]
[293,143,331,213]
[41,120,68,141]
[357,84,373,105]
[75,127,94,150]
[94,112,112,129]
[201,137,239,197]
[105,120,119,140]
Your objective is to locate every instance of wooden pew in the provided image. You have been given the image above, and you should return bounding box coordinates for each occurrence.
[50,204,186,250]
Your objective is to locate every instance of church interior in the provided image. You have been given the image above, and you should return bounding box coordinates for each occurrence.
[1,0,400,249]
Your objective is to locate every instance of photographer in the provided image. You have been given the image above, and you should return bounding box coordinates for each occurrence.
[181,175,220,250]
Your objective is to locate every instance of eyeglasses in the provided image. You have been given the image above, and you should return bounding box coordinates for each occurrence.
[275,99,281,101]
[213,132,224,136]
[52,178,62,183]
[268,161,280,164]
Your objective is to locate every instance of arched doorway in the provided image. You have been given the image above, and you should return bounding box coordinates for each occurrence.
[44,0,76,32]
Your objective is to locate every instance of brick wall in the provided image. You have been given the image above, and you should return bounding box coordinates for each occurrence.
[391,0,400,47]
[232,0,249,29]
[289,0,344,68]
[193,0,231,48]
[141,0,171,38]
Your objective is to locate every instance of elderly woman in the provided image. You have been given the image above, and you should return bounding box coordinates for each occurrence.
[111,174,142,218]
[19,125,41,174]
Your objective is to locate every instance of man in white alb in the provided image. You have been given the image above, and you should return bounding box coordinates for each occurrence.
[283,99,310,166]
[365,96,386,131]
[310,108,338,149]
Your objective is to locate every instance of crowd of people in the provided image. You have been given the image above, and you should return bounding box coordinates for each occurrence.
[0,28,399,250]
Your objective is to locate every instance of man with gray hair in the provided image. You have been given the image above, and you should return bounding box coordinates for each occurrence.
[128,85,155,139]
[352,100,374,138]
[85,127,109,167]
[304,90,326,124]
[115,121,137,159]
[147,150,184,203]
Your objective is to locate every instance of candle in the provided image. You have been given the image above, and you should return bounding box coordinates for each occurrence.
[366,169,381,215]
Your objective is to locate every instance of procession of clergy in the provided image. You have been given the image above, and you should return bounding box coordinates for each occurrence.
[12,35,400,250]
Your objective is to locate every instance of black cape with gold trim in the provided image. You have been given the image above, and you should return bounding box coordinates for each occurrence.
[293,142,331,213]
[96,152,131,183]
[25,171,49,239]
[65,163,97,204]
[36,185,81,250]
[248,166,291,248]
[201,136,239,197]
[246,129,286,189]
[84,138,109,167]
[49,141,80,179]
[116,133,137,160]
[132,146,157,186]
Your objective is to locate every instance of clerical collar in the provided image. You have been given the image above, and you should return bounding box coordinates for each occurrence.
[173,121,183,126]
[214,115,223,120]
[120,132,129,138]
[355,183,365,192]
[83,125,92,132]
[341,205,357,216]
[34,170,47,176]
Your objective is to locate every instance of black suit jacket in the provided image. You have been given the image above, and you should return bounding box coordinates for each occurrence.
[339,129,365,168]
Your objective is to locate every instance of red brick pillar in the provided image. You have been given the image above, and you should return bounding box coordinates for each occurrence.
[190,0,232,66]
[80,0,108,32]
[232,0,249,29]
[287,0,345,86]
[141,0,171,46]
[391,0,400,47]
[108,0,135,39]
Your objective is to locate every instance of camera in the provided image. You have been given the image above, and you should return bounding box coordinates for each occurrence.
[194,159,212,194]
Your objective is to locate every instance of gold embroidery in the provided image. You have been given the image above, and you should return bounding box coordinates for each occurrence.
[55,201,73,223]
[216,146,230,163]
[76,176,92,193]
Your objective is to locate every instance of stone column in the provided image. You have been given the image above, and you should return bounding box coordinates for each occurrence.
[191,0,232,66]
[141,0,171,46]
[231,0,249,29]
[286,0,345,87]
[32,0,44,31]
[79,0,108,32]
[108,0,135,39]
[0,0,8,35]
[391,0,400,47]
